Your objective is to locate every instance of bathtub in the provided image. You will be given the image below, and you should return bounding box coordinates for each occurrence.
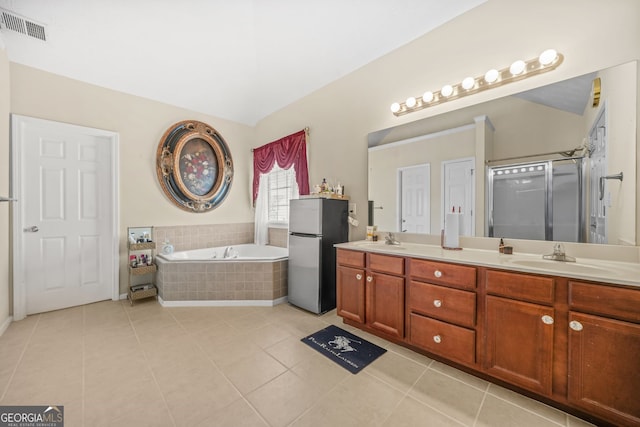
[157,243,287,262]
[155,244,289,306]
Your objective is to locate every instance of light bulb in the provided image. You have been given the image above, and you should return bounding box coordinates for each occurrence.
[441,84,454,97]
[461,77,475,90]
[484,69,499,83]
[510,60,526,75]
[406,96,416,108]
[539,49,558,66]
[422,91,434,103]
[390,102,400,113]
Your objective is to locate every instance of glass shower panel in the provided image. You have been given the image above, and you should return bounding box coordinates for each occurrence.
[491,164,547,240]
[552,160,582,242]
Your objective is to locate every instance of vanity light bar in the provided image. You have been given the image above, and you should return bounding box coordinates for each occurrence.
[391,49,564,116]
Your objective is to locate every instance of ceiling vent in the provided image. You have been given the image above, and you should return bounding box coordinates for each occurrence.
[0,8,47,42]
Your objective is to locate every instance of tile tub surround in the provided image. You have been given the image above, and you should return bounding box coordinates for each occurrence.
[154,223,254,253]
[156,257,287,304]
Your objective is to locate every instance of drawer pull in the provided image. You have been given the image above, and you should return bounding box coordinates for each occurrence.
[433,335,442,344]
[541,315,554,325]
[569,320,583,331]
[366,276,373,282]
[433,299,442,308]
[434,270,443,278]
[356,274,362,280]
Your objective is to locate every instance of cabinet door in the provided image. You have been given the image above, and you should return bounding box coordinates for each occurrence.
[484,296,554,396]
[568,312,640,426]
[366,272,405,338]
[336,265,366,324]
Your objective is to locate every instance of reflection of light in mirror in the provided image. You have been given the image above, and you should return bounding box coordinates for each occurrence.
[529,167,535,171]
[537,166,544,171]
[496,170,503,175]
[520,168,527,172]
[505,170,510,174]
[512,169,518,173]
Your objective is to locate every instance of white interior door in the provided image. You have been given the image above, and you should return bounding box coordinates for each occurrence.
[398,164,430,233]
[442,157,475,236]
[12,115,119,318]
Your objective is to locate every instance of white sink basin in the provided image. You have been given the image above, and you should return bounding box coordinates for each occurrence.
[508,259,616,275]
[349,241,405,250]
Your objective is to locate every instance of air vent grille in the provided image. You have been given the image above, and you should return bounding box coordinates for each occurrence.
[0,9,47,41]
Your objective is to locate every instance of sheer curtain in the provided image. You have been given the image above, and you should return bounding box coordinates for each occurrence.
[253,130,309,245]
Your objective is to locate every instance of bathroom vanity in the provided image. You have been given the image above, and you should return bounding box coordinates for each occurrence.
[335,241,640,427]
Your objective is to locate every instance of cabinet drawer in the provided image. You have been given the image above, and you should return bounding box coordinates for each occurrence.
[369,253,404,275]
[410,259,476,290]
[486,270,554,305]
[410,313,475,365]
[408,281,476,328]
[337,249,365,268]
[569,281,640,323]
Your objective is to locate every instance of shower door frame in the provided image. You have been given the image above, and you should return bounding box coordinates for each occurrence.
[487,158,586,242]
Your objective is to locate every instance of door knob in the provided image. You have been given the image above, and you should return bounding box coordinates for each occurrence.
[23,226,39,232]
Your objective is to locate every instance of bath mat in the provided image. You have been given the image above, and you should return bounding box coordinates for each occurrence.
[301,325,386,374]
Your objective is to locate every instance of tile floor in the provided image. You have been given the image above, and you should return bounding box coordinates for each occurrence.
[0,300,596,427]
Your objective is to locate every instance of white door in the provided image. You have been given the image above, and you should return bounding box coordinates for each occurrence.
[442,158,475,236]
[589,107,607,243]
[12,115,119,318]
[398,164,430,233]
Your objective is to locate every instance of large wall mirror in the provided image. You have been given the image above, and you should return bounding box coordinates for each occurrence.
[368,60,637,246]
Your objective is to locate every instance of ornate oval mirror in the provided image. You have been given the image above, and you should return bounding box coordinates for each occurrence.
[156,120,233,212]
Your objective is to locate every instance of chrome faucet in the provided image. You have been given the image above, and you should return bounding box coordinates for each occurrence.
[223,246,233,258]
[542,243,576,262]
[385,232,401,245]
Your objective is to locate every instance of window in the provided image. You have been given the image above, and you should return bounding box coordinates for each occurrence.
[266,165,299,224]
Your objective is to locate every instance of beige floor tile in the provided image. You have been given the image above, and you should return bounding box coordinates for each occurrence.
[568,415,597,426]
[382,396,466,427]
[247,370,324,427]
[365,351,427,393]
[206,398,268,427]
[429,360,490,390]
[290,352,350,395]
[243,322,293,349]
[203,335,264,369]
[290,403,363,427]
[488,383,568,425]
[225,311,271,332]
[475,394,564,427]
[221,351,287,395]
[265,335,319,368]
[308,372,406,425]
[409,368,486,426]
[385,342,434,367]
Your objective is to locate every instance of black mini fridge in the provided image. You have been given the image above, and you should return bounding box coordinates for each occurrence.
[288,198,348,314]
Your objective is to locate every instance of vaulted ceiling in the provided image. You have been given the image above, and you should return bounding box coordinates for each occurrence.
[0,0,485,125]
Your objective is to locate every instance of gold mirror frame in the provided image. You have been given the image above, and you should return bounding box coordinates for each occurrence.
[156,120,233,212]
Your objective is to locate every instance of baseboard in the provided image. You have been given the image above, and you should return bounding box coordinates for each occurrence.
[119,293,128,300]
[0,315,13,337]
[158,296,288,308]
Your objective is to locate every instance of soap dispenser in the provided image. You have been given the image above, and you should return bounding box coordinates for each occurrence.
[499,238,505,254]
[162,239,174,255]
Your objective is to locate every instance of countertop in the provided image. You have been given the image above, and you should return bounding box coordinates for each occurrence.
[335,240,640,288]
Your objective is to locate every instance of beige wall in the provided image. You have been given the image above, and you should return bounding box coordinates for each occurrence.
[368,126,475,233]
[9,64,256,294]
[255,0,640,242]
[2,0,640,318]
[0,40,10,325]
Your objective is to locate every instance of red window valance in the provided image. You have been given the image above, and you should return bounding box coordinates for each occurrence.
[252,129,310,204]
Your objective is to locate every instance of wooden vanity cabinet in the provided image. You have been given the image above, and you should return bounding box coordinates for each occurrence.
[336,249,366,324]
[484,270,556,396]
[567,281,640,426]
[336,250,405,338]
[407,259,477,365]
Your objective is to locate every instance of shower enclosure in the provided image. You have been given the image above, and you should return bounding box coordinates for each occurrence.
[487,158,586,242]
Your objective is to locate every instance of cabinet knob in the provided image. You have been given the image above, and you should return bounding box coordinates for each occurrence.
[569,320,583,331]
[433,335,442,344]
[356,274,362,280]
[541,315,554,325]
[366,276,373,282]
[433,299,442,308]
[434,270,443,278]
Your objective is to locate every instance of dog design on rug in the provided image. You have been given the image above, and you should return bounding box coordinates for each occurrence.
[328,335,362,353]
